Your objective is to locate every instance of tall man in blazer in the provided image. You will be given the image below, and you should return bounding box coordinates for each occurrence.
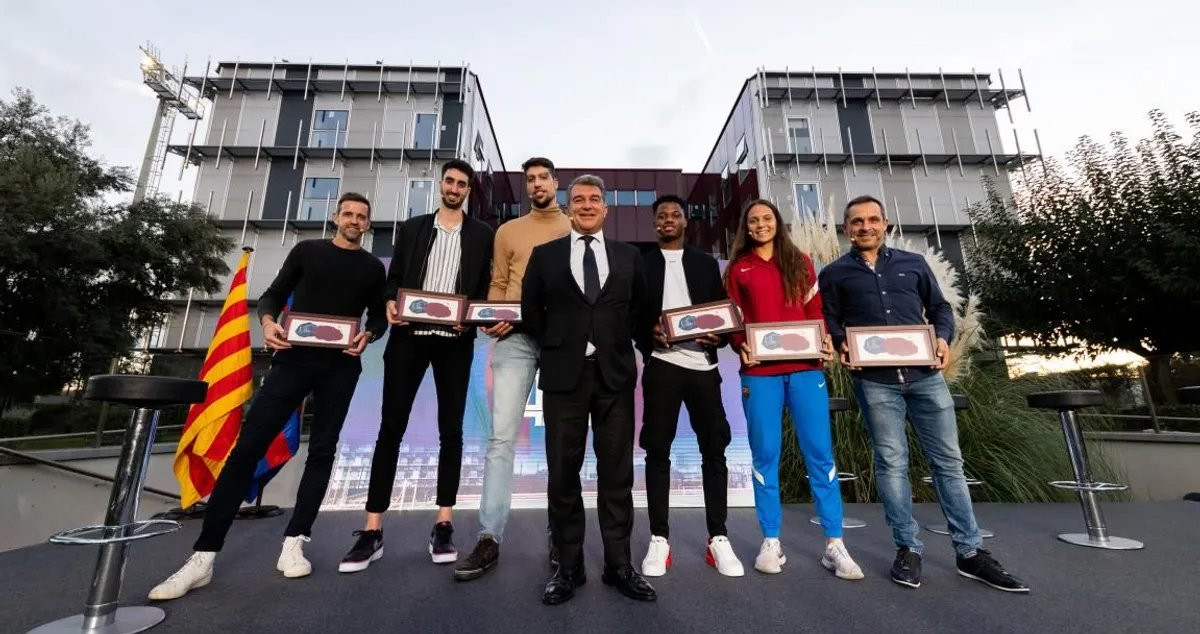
[635,195,744,579]
[338,159,494,573]
[522,174,657,604]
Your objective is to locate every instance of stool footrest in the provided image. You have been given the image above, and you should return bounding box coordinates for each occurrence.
[920,476,985,486]
[1049,480,1127,492]
[805,472,861,483]
[810,516,867,529]
[51,519,181,545]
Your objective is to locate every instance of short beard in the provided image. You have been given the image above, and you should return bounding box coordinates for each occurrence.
[530,195,554,210]
[338,228,362,244]
[442,197,463,211]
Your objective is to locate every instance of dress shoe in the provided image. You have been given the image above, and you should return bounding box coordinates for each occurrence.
[542,564,586,605]
[601,564,657,602]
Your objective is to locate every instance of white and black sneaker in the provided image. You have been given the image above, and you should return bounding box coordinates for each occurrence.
[957,549,1029,593]
[430,521,457,564]
[891,547,922,588]
[338,529,383,573]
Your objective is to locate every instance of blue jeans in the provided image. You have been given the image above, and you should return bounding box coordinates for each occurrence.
[742,370,844,539]
[853,372,982,557]
[477,333,539,541]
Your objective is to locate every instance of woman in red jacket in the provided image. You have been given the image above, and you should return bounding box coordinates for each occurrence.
[725,199,862,580]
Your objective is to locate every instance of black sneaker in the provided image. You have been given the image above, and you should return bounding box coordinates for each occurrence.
[454,536,500,581]
[957,549,1029,593]
[891,547,922,588]
[430,521,457,564]
[338,529,383,573]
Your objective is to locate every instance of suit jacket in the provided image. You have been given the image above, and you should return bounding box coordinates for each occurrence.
[384,212,494,340]
[521,234,652,393]
[635,245,729,364]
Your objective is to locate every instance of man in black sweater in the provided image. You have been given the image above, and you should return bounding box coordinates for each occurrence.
[338,159,494,573]
[150,192,386,601]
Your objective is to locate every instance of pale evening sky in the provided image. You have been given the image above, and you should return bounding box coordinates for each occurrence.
[1,0,1196,202]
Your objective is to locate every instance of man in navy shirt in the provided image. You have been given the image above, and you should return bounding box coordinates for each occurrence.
[819,195,1027,593]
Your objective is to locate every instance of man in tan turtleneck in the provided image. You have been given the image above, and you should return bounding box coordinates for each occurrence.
[455,157,571,581]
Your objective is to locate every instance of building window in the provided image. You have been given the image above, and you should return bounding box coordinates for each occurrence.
[793,183,821,222]
[144,316,170,349]
[735,135,749,171]
[413,113,438,150]
[615,190,636,206]
[310,110,348,148]
[555,190,567,206]
[300,177,340,220]
[721,163,732,204]
[407,179,434,217]
[604,190,616,205]
[787,117,812,153]
[635,190,657,206]
[474,133,485,172]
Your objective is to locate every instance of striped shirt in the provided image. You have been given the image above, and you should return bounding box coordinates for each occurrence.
[413,215,463,337]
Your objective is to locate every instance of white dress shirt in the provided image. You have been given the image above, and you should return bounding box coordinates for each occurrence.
[569,229,609,356]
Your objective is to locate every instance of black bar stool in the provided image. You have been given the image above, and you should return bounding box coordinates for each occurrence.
[922,394,994,539]
[808,397,866,529]
[29,375,207,634]
[1026,390,1143,550]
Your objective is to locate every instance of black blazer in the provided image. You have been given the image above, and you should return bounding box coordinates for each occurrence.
[636,245,728,363]
[521,235,653,393]
[384,212,494,340]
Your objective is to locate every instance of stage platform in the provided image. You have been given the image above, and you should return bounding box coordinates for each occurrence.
[4,503,1197,633]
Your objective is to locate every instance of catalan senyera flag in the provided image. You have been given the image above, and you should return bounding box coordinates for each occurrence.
[174,247,255,508]
[242,294,301,504]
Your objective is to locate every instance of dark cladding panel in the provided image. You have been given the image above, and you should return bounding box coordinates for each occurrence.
[439,100,463,150]
[273,91,314,146]
[837,99,875,154]
[263,158,303,220]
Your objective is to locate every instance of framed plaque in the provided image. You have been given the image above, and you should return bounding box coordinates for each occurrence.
[281,312,360,349]
[661,299,744,343]
[463,301,523,324]
[746,320,827,362]
[845,325,938,367]
[396,290,468,325]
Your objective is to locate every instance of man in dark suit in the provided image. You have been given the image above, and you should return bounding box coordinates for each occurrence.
[522,174,657,604]
[634,195,744,579]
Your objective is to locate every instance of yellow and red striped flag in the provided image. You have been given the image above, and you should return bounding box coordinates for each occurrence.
[173,247,254,508]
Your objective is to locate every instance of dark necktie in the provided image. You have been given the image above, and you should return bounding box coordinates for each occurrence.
[581,235,600,303]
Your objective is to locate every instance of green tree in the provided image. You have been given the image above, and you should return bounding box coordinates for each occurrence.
[0,88,232,406]
[967,110,1200,401]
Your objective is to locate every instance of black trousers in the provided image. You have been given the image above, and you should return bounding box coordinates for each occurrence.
[194,355,361,552]
[544,360,635,569]
[365,333,473,512]
[639,356,731,539]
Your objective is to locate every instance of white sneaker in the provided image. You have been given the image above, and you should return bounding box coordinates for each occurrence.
[706,536,745,577]
[754,538,787,574]
[641,535,671,577]
[277,535,312,578]
[148,551,215,600]
[821,540,865,580]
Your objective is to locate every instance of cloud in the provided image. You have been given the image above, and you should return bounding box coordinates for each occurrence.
[107,77,153,98]
[625,144,671,167]
[689,12,714,57]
